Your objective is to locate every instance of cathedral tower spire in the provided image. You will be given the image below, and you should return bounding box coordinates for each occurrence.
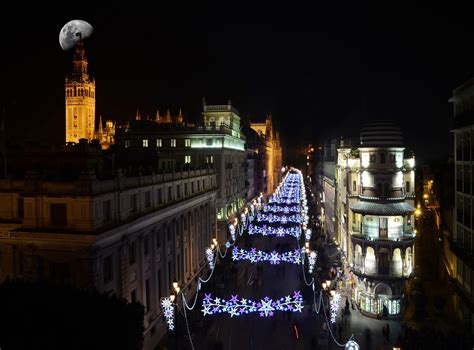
[65,34,96,144]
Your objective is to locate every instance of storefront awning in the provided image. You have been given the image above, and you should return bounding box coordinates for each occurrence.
[350,201,415,216]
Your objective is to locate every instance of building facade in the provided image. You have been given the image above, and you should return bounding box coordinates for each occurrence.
[249,115,283,195]
[321,139,338,240]
[449,78,474,332]
[114,101,247,244]
[0,151,217,349]
[65,38,96,144]
[65,38,115,149]
[338,122,416,318]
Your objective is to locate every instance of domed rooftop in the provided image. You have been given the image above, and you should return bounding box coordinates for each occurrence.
[360,121,403,147]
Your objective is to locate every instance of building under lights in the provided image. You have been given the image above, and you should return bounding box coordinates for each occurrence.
[114,100,247,244]
[336,121,416,318]
[448,78,474,332]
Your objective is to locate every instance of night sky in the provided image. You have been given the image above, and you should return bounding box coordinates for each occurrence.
[2,4,474,164]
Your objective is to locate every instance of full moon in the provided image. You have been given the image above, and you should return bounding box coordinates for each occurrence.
[59,20,93,51]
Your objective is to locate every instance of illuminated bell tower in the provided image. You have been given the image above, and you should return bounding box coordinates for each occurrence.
[65,33,95,143]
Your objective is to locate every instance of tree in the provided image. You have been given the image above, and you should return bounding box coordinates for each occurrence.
[0,279,144,350]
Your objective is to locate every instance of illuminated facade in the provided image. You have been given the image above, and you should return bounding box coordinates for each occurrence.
[338,122,416,318]
[65,38,96,144]
[65,38,115,149]
[449,78,474,332]
[248,114,283,196]
[114,101,247,244]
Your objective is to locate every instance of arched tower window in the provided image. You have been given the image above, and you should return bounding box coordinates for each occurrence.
[352,180,357,192]
[384,183,390,197]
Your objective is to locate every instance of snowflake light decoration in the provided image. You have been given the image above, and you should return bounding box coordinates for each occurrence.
[161,297,175,330]
[201,291,303,318]
[205,247,215,269]
[345,340,360,350]
[308,251,317,273]
[330,292,341,323]
[229,224,236,241]
[232,246,301,265]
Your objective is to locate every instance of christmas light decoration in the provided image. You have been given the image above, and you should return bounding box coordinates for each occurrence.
[205,247,215,269]
[229,224,236,241]
[308,251,317,273]
[232,246,302,265]
[201,291,304,318]
[247,224,301,238]
[161,297,175,330]
[305,228,312,241]
[345,340,360,350]
[255,213,303,224]
[330,292,341,323]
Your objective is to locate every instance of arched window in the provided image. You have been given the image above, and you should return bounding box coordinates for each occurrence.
[384,183,390,197]
[405,181,410,193]
[352,180,357,192]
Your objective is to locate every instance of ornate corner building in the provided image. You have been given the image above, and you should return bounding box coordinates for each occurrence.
[336,122,416,318]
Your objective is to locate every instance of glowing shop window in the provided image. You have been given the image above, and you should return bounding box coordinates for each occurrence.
[171,139,176,147]
[156,139,162,147]
[184,155,191,164]
[185,139,191,147]
[142,139,149,147]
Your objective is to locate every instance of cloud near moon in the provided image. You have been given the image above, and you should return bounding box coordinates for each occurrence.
[59,20,93,51]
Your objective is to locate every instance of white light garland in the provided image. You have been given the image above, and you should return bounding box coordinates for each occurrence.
[330,292,341,323]
[205,247,215,269]
[308,251,317,273]
[232,246,302,265]
[161,297,175,331]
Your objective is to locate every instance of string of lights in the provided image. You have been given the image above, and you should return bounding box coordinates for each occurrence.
[231,246,302,265]
[201,291,304,318]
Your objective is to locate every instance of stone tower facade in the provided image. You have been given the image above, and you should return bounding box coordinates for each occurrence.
[65,36,95,143]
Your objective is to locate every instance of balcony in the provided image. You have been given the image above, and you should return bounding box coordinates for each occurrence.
[351,233,415,248]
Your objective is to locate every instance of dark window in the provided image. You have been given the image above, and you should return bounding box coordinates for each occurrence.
[185,183,188,196]
[103,255,113,283]
[167,187,172,201]
[166,226,171,241]
[176,184,180,199]
[384,183,390,197]
[464,166,471,195]
[144,235,149,255]
[145,278,150,312]
[131,289,136,303]
[157,188,162,205]
[145,191,151,208]
[103,200,112,222]
[50,203,67,226]
[129,241,136,265]
[130,194,138,212]
[197,180,201,192]
[168,261,172,286]
[157,269,162,301]
[406,181,410,193]
[352,181,356,192]
[191,182,195,193]
[456,132,463,161]
[377,183,383,196]
[206,139,213,146]
[370,154,376,163]
[380,153,386,164]
[18,198,24,219]
[156,229,161,249]
[390,154,395,163]
[202,179,205,190]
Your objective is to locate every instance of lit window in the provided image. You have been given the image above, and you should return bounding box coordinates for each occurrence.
[143,139,149,147]
[156,139,162,147]
[171,139,176,147]
[125,140,130,148]
[185,155,191,164]
[185,139,191,147]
